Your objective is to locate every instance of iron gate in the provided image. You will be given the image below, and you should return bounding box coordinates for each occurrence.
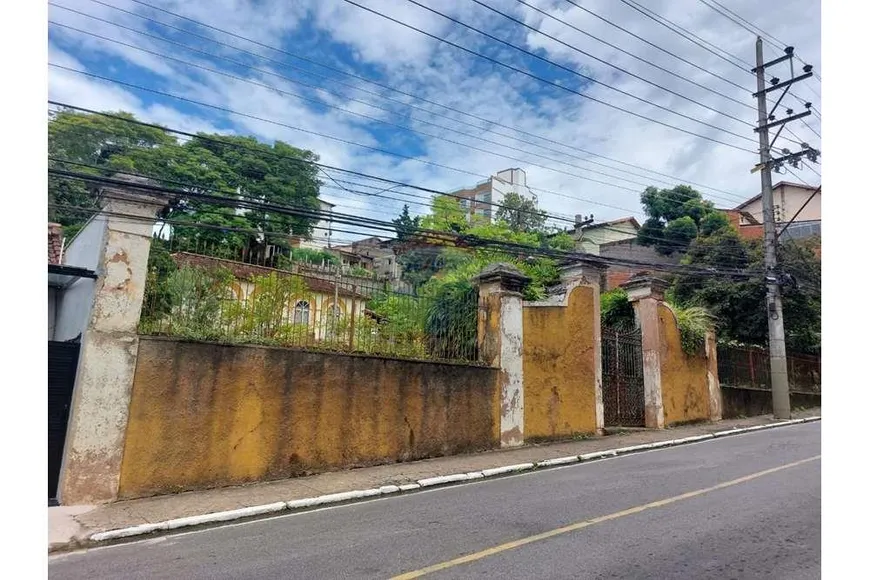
[602,326,645,427]
[49,340,80,504]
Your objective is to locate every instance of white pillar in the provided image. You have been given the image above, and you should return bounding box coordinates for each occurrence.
[474,263,529,447]
[59,176,169,505]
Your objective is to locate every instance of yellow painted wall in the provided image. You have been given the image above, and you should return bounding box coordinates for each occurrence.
[118,338,499,499]
[658,304,710,425]
[523,286,598,440]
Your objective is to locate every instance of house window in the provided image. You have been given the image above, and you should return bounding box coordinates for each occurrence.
[293,300,310,326]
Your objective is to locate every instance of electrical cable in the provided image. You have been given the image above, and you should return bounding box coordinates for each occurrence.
[466,0,757,128]
[50,19,731,201]
[68,0,754,199]
[50,170,764,278]
[344,0,759,151]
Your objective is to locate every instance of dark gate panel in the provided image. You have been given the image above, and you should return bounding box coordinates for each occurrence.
[49,340,80,504]
[602,327,645,427]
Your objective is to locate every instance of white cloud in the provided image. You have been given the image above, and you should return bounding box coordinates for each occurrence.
[47,0,822,230]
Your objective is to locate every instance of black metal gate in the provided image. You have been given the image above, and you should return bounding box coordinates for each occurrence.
[49,340,80,505]
[602,326,645,427]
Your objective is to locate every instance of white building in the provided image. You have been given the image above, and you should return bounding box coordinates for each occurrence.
[295,199,335,249]
[449,168,535,223]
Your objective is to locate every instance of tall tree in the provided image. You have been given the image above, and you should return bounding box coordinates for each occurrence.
[495,191,548,232]
[48,109,175,233]
[393,204,421,241]
[637,185,729,255]
[48,110,323,256]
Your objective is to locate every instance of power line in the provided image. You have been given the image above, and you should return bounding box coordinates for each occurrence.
[49,103,642,219]
[48,104,767,260]
[558,0,749,93]
[70,0,752,200]
[361,0,760,149]
[332,0,757,153]
[50,19,736,202]
[50,169,762,278]
[620,0,751,71]
[47,89,644,219]
[618,0,820,113]
[511,0,753,111]
[697,0,821,85]
[466,0,756,127]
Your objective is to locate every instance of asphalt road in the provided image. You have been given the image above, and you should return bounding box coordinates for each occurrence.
[49,422,821,580]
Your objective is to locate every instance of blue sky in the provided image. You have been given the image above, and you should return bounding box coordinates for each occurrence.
[47,0,822,241]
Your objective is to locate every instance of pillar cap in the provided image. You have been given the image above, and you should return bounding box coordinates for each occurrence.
[621,272,669,302]
[99,173,176,208]
[473,262,530,293]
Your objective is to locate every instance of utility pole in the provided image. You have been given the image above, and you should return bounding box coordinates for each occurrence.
[751,37,820,419]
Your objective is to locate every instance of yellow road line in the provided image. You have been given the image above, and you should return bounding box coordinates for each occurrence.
[390,455,821,579]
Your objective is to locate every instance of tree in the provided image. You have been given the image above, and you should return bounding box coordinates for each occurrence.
[420,195,468,234]
[393,204,421,241]
[494,191,548,232]
[48,109,175,234]
[636,185,729,255]
[48,110,323,257]
[672,230,820,353]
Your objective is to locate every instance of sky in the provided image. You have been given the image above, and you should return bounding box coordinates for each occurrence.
[47,0,822,240]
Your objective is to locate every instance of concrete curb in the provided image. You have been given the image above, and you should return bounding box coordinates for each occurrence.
[77,416,819,548]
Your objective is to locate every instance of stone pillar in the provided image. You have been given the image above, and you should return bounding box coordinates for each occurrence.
[474,263,530,447]
[559,259,606,434]
[59,175,170,505]
[705,330,723,422]
[622,274,668,429]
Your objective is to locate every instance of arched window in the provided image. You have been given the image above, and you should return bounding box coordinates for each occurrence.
[293,300,310,326]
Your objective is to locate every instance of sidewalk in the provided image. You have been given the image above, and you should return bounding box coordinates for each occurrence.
[49,408,820,553]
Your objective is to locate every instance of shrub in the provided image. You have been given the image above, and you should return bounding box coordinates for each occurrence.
[668,303,714,356]
[600,288,635,331]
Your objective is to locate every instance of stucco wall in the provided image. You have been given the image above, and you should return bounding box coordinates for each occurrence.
[118,338,499,499]
[54,215,107,342]
[658,304,711,425]
[522,286,598,440]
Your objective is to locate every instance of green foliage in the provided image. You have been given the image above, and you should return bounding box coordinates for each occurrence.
[142,265,235,340]
[420,195,468,233]
[277,247,339,267]
[423,279,479,360]
[48,109,175,227]
[142,239,178,321]
[600,288,635,331]
[668,303,714,356]
[494,191,548,232]
[637,185,731,255]
[543,231,576,251]
[672,232,820,353]
[48,110,323,254]
[393,204,421,241]
[225,273,308,340]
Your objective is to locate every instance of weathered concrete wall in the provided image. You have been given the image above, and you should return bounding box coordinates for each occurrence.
[658,304,711,425]
[523,286,598,440]
[721,386,821,419]
[118,338,499,499]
